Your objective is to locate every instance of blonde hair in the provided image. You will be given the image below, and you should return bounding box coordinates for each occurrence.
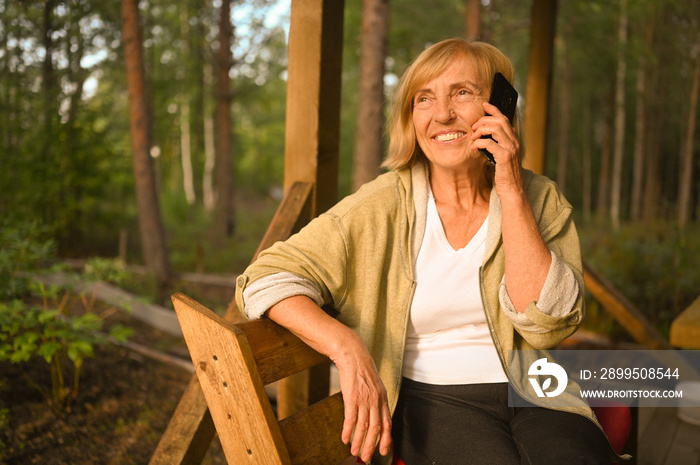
[384,39,521,171]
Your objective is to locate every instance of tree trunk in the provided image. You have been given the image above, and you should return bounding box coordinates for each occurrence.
[583,103,592,223]
[642,119,662,223]
[610,0,627,230]
[464,0,480,40]
[41,0,56,226]
[630,58,647,222]
[121,0,171,284]
[214,0,235,236]
[180,96,196,205]
[41,0,55,159]
[203,62,216,212]
[630,14,654,222]
[556,23,572,195]
[677,43,700,229]
[191,0,208,205]
[642,17,670,224]
[179,5,196,205]
[63,5,89,251]
[351,0,390,192]
[596,97,613,218]
[0,10,8,156]
[66,7,87,139]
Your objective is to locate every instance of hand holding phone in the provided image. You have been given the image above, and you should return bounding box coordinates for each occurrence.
[479,72,518,164]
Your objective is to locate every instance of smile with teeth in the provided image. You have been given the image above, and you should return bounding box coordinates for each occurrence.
[434,131,466,142]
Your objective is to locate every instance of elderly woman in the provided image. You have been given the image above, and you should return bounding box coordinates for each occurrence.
[235,38,612,464]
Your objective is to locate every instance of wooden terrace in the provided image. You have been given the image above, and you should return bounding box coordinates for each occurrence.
[638,399,700,464]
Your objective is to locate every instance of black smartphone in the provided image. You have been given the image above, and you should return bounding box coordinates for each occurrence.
[479,72,518,164]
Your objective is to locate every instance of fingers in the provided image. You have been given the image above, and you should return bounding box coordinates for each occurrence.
[470,102,517,159]
[341,399,357,446]
[470,102,524,195]
[471,103,518,160]
[338,361,392,462]
[356,390,392,462]
[344,387,392,462]
[378,403,393,456]
[352,403,372,460]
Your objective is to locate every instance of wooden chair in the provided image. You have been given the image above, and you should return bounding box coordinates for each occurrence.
[171,293,352,465]
[173,291,635,465]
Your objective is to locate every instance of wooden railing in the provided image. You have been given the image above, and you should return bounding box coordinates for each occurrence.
[582,258,673,350]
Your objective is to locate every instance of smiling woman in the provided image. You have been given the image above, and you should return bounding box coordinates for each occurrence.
[410,58,488,183]
[235,38,615,464]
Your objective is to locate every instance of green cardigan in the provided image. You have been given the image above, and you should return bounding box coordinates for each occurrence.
[235,162,620,463]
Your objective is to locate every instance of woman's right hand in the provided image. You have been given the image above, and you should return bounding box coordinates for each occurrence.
[266,296,392,463]
[333,331,393,463]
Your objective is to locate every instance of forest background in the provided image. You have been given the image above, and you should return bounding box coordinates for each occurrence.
[1,0,700,342]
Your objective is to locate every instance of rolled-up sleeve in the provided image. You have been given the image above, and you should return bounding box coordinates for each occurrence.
[499,250,581,333]
[240,271,325,320]
[234,210,350,322]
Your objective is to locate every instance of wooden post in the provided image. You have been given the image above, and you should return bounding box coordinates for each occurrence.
[283,0,344,217]
[150,0,345,460]
[278,0,345,420]
[522,0,557,175]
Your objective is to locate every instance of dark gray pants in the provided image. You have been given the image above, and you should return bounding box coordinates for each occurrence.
[392,378,611,465]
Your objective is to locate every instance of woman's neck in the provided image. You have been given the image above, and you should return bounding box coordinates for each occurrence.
[429,163,490,212]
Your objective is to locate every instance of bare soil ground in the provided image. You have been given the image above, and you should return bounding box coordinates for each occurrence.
[0,309,226,465]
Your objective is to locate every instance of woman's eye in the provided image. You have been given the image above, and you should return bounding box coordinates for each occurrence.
[414,96,431,108]
[453,89,476,103]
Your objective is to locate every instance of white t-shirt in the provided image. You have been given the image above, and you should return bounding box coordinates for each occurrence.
[402,192,508,385]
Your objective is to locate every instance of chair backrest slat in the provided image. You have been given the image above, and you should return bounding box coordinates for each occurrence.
[236,318,331,385]
[172,293,352,465]
[172,293,291,465]
[279,392,350,465]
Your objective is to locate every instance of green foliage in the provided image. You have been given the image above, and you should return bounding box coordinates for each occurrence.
[580,221,700,339]
[0,223,133,412]
[1,0,698,351]
[161,187,279,275]
[83,257,128,286]
[0,287,133,412]
[0,221,57,300]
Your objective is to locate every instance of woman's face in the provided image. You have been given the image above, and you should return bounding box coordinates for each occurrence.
[412,55,487,173]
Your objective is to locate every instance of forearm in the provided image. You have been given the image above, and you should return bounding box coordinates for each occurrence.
[499,191,552,313]
[266,295,364,364]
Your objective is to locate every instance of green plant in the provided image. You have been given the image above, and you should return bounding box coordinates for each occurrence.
[0,281,133,413]
[0,221,56,300]
[0,222,136,413]
[83,257,128,285]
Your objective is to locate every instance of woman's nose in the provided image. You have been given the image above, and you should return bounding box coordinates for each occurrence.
[434,97,455,123]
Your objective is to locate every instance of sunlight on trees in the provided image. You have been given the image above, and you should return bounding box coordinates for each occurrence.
[0,0,697,298]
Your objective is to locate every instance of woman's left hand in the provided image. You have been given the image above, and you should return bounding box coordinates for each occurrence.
[470,101,523,199]
[471,101,553,313]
